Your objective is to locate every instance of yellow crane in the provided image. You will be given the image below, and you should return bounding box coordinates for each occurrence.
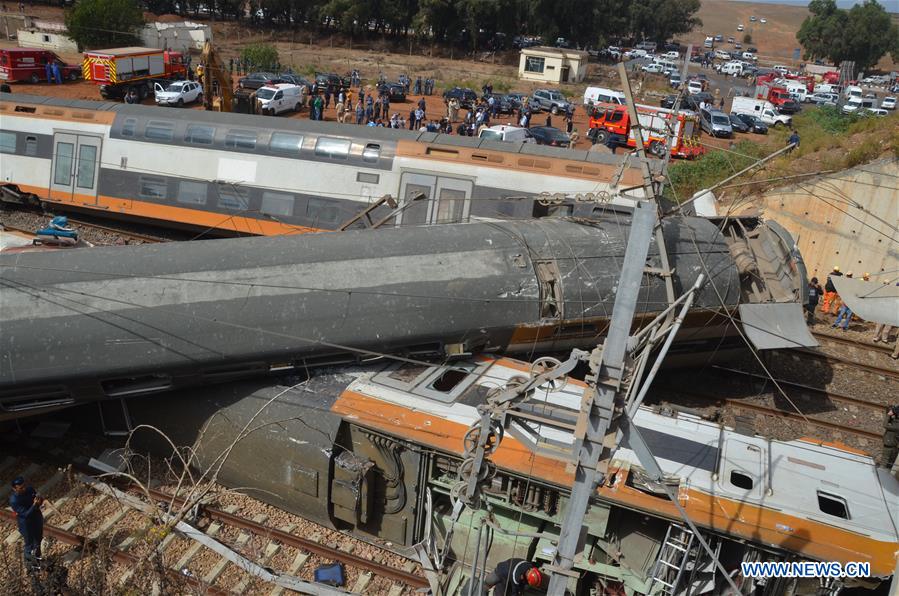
[200,41,233,112]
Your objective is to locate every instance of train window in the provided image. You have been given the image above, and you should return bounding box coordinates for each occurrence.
[224,130,257,150]
[817,492,849,519]
[53,142,74,185]
[217,184,249,211]
[729,470,754,490]
[306,197,339,224]
[0,131,15,154]
[270,132,304,154]
[25,136,37,156]
[75,144,98,189]
[138,176,167,199]
[260,191,293,217]
[362,143,380,162]
[435,188,466,224]
[356,172,379,184]
[314,137,350,159]
[177,180,207,205]
[145,120,174,141]
[428,368,469,393]
[185,124,215,145]
[121,118,137,137]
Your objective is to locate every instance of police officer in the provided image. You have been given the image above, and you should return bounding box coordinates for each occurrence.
[485,558,543,595]
[10,476,44,563]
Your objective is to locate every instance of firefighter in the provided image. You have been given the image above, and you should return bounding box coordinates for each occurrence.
[485,558,543,595]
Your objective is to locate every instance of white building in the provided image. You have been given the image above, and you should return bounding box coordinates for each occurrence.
[518,47,588,84]
[140,21,212,54]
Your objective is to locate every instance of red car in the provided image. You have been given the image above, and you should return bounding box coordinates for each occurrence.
[0,48,80,83]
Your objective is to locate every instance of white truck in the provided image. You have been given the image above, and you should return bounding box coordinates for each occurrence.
[731,96,792,127]
[779,80,808,102]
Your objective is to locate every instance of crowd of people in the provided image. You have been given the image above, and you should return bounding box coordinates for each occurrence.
[807,266,898,359]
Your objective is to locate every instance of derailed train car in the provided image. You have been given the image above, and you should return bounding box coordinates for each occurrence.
[0,92,658,236]
[0,213,812,419]
[126,355,899,594]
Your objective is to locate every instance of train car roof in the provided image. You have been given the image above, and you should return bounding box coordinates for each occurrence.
[0,92,652,169]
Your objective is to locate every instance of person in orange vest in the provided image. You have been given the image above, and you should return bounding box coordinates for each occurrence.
[821,266,842,314]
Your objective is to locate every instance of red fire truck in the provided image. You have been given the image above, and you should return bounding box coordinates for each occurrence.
[755,75,801,113]
[83,47,188,99]
[0,49,81,84]
[587,103,705,159]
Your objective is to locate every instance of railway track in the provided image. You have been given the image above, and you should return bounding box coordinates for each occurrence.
[710,365,890,412]
[0,455,427,594]
[811,331,894,357]
[720,399,882,441]
[65,218,166,244]
[786,346,899,379]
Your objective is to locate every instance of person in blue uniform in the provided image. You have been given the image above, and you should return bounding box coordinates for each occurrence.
[10,476,44,562]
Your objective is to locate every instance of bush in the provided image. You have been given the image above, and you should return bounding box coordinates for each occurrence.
[241,44,279,71]
[742,33,752,44]
[667,140,767,200]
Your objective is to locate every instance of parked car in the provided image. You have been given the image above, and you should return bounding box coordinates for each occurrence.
[669,73,682,89]
[865,107,888,117]
[443,86,478,108]
[506,92,529,108]
[663,50,680,60]
[278,73,312,91]
[734,42,742,50]
[528,126,572,148]
[728,112,750,133]
[529,88,573,114]
[727,37,735,44]
[315,72,350,90]
[731,113,768,134]
[483,92,515,113]
[747,46,758,53]
[238,72,281,89]
[378,82,407,102]
[714,34,724,42]
[641,63,664,74]
[699,107,733,137]
[661,95,677,109]
[881,97,896,110]
[154,80,202,106]
[809,92,837,106]
[737,24,744,31]
[760,18,767,23]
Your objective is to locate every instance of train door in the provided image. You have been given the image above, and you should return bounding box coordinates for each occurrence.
[50,133,102,205]
[397,172,472,225]
[720,439,764,499]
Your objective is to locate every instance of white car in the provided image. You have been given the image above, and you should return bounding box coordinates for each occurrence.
[737,24,744,31]
[154,80,202,107]
[865,108,888,117]
[760,18,767,23]
[881,96,896,110]
[663,50,680,60]
[641,63,664,74]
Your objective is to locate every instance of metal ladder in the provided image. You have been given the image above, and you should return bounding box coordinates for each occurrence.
[648,523,696,595]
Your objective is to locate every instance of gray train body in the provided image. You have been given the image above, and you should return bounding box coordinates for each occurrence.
[0,213,804,418]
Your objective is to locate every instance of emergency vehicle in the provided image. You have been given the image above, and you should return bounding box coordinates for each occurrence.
[0,49,80,83]
[587,103,705,158]
[82,47,188,99]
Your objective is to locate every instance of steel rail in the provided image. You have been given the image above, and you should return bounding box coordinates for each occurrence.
[791,346,899,379]
[811,331,894,356]
[721,399,882,440]
[146,488,429,589]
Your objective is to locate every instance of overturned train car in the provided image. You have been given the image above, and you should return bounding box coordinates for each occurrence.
[0,213,809,418]
[125,355,899,594]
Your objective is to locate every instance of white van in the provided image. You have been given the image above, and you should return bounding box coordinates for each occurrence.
[772,65,789,75]
[655,59,679,75]
[478,125,536,143]
[782,81,808,102]
[720,61,743,76]
[814,83,840,95]
[583,86,626,107]
[256,83,303,115]
[844,85,863,99]
[731,96,792,127]
[704,36,714,48]
[687,80,705,95]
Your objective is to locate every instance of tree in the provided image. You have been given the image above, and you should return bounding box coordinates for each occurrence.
[64,0,144,51]
[743,33,752,44]
[797,0,898,71]
[241,43,280,70]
